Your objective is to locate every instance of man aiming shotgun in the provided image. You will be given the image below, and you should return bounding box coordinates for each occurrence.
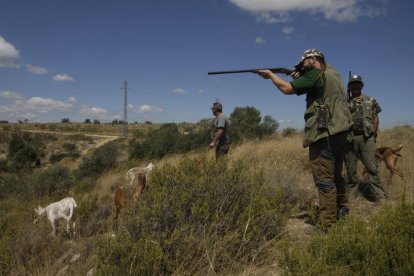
[208,49,352,230]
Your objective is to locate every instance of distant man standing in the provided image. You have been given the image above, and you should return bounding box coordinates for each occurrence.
[209,101,230,159]
[257,49,352,228]
[345,74,385,202]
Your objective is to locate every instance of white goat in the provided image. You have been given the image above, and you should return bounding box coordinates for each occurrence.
[33,197,77,237]
[126,162,154,186]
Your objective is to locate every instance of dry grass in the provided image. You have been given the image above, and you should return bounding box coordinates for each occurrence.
[1,126,413,275]
[229,135,317,208]
[376,127,414,202]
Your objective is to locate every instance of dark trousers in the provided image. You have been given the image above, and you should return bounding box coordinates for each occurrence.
[215,143,229,160]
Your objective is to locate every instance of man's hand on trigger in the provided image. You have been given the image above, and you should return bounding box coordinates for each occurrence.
[290,70,301,79]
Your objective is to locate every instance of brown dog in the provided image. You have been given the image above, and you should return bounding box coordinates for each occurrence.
[376,144,403,179]
[113,173,146,222]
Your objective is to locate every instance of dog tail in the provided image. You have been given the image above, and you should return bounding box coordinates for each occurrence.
[394,144,403,157]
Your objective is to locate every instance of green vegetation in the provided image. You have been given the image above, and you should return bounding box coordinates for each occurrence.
[278,201,414,275]
[0,122,412,275]
[230,106,279,143]
[30,166,75,197]
[4,132,45,171]
[76,141,119,179]
[95,158,290,275]
[128,122,209,160]
[128,106,279,160]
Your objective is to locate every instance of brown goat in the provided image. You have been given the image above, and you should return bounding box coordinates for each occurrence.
[113,173,146,222]
[376,144,403,179]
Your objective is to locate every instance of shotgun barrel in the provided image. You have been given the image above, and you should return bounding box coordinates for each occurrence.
[208,67,295,75]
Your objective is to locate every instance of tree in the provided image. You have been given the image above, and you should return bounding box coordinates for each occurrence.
[8,133,26,159]
[260,115,279,137]
[76,141,118,179]
[7,133,41,171]
[84,118,91,124]
[93,119,100,124]
[61,118,70,123]
[229,106,262,143]
[31,166,74,197]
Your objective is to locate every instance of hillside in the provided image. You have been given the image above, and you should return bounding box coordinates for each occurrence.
[0,125,413,275]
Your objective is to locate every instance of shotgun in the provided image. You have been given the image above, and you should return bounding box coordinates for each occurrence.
[208,67,297,75]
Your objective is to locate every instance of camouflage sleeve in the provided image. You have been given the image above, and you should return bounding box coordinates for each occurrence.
[372,99,382,114]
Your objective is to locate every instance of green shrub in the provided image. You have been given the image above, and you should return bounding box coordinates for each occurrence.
[0,174,30,199]
[95,158,290,275]
[6,132,47,171]
[0,159,7,172]
[77,194,111,237]
[282,127,297,137]
[10,145,38,170]
[278,201,414,275]
[62,143,77,151]
[128,122,210,160]
[49,152,68,163]
[76,141,118,179]
[2,125,12,131]
[30,166,74,197]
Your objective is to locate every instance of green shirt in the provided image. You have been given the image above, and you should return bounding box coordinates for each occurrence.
[291,69,325,109]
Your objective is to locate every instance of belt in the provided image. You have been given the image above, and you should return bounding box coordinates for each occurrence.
[352,126,364,136]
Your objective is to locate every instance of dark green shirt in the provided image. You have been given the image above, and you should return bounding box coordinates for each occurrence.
[291,69,324,108]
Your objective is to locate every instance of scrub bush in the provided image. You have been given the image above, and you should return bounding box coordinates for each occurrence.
[279,201,414,275]
[95,158,291,275]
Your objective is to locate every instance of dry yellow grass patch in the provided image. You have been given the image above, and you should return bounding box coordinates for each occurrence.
[376,127,414,202]
[230,135,317,207]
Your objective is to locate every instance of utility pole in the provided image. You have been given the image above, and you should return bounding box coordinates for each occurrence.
[122,81,128,138]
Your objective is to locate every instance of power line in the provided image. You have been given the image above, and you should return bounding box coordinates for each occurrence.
[122,81,128,138]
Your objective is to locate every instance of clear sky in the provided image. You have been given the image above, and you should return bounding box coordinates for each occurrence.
[0,0,412,129]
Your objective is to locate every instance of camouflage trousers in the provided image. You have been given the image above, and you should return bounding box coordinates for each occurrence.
[345,134,385,201]
[309,131,348,227]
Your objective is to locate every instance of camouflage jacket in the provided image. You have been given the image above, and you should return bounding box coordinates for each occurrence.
[348,94,381,137]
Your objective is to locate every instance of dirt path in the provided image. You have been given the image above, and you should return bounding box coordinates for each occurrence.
[21,129,120,155]
[79,134,119,155]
